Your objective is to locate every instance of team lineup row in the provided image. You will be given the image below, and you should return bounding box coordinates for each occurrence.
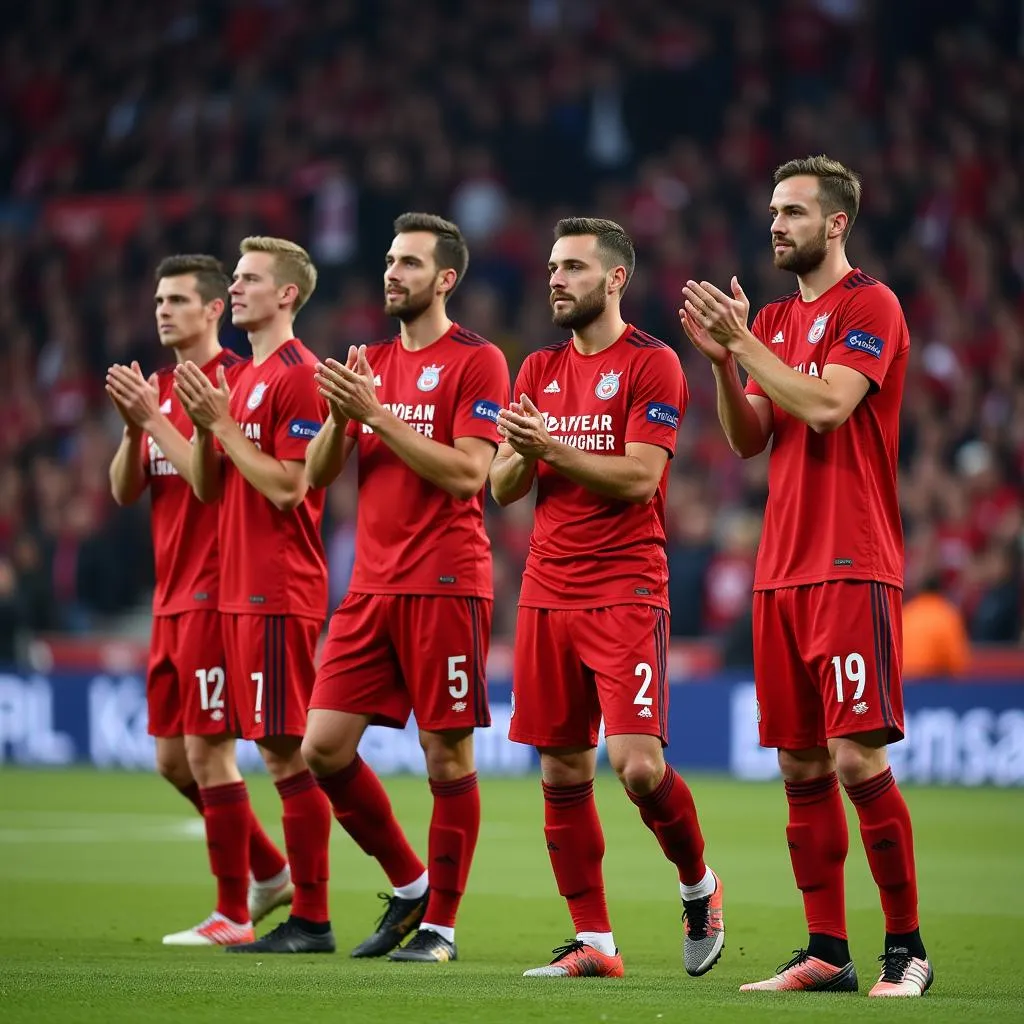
[103,155,931,995]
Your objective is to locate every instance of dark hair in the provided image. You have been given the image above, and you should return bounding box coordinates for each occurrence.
[554,217,636,291]
[773,155,862,240]
[154,254,230,308]
[393,212,469,296]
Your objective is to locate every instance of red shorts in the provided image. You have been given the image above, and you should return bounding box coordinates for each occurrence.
[222,613,321,741]
[310,593,491,732]
[509,605,670,749]
[147,611,234,738]
[753,581,905,750]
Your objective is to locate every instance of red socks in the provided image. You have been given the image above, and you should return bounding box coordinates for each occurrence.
[542,780,611,934]
[316,755,425,887]
[274,769,331,923]
[176,781,205,815]
[422,773,481,928]
[785,772,849,939]
[627,766,707,885]
[199,782,251,924]
[845,767,920,934]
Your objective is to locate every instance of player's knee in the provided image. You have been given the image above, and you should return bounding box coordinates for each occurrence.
[778,747,833,782]
[299,733,347,777]
[155,751,191,789]
[612,751,664,796]
[420,730,474,781]
[832,739,887,786]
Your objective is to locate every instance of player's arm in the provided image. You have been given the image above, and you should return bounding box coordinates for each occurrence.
[105,361,155,504]
[712,358,774,457]
[215,422,309,510]
[189,426,223,503]
[499,395,666,504]
[681,293,773,457]
[684,278,870,434]
[305,417,357,488]
[729,337,869,434]
[489,443,537,506]
[317,346,497,500]
[174,360,308,510]
[108,425,147,506]
[367,412,496,500]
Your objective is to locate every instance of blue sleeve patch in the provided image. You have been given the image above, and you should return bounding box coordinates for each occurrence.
[646,402,680,430]
[843,330,885,359]
[472,399,500,423]
[287,418,321,439]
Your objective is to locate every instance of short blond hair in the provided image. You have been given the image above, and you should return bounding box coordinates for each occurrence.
[239,236,318,314]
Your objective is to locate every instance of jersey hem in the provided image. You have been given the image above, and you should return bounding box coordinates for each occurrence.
[152,604,219,618]
[217,605,326,621]
[346,585,494,599]
[518,596,670,611]
[752,572,903,591]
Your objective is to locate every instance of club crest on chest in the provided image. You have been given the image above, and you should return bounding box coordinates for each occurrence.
[417,364,445,392]
[595,371,621,400]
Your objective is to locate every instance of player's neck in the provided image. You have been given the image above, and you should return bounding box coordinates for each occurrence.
[173,334,222,367]
[796,251,853,303]
[247,318,296,365]
[398,306,452,352]
[571,312,627,356]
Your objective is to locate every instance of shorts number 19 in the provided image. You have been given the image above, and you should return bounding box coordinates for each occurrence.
[831,652,866,702]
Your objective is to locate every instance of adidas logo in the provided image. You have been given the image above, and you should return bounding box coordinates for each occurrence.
[852,701,869,715]
[543,379,561,393]
[373,374,382,386]
[871,838,897,851]
[434,854,457,866]
[770,331,784,345]
[637,707,654,719]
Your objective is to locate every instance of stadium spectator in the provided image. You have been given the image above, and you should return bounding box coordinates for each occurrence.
[902,573,971,677]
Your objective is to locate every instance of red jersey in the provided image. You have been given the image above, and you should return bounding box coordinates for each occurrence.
[745,269,909,590]
[344,323,509,598]
[145,350,246,616]
[218,339,328,619]
[516,325,687,610]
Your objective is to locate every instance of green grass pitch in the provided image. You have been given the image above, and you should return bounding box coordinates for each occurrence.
[1,769,1022,1023]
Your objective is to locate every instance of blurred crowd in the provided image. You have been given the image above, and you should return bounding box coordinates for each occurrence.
[1,0,1022,659]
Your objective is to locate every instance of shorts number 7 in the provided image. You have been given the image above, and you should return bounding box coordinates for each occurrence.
[831,653,866,703]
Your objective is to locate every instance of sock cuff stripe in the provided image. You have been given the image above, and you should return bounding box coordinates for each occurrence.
[199,781,249,806]
[275,768,317,799]
[844,767,895,804]
[318,756,364,793]
[542,780,594,806]
[429,772,479,797]
[785,772,840,803]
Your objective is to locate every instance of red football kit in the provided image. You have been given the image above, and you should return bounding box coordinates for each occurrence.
[506,326,687,748]
[144,349,246,738]
[311,323,509,731]
[217,338,327,740]
[744,269,910,748]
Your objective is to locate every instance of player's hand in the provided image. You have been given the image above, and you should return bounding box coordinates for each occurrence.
[173,362,232,433]
[679,298,731,366]
[314,346,360,425]
[681,277,751,351]
[105,361,161,430]
[496,394,551,461]
[316,345,382,426]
